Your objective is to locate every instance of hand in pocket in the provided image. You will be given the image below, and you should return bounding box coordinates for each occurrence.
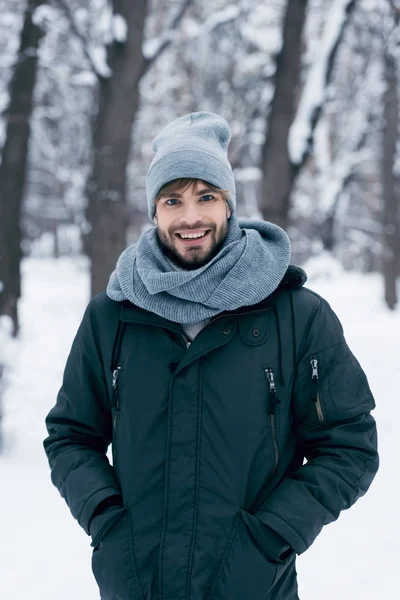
[209,512,278,600]
[90,506,126,550]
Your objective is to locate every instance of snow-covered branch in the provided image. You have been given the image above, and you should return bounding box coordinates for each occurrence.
[113,13,128,43]
[50,0,112,78]
[318,59,381,215]
[202,5,240,34]
[141,0,194,77]
[32,4,58,29]
[289,0,355,166]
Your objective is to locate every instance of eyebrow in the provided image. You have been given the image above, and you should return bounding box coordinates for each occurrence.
[159,188,215,199]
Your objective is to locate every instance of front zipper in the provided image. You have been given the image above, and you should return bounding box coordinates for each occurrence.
[311,357,324,422]
[265,368,280,468]
[112,365,122,429]
[181,332,191,349]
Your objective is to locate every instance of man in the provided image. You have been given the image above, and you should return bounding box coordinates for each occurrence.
[44,112,378,600]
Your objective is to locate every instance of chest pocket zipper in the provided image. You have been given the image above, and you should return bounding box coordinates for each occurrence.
[111,365,122,429]
[109,365,122,470]
[311,357,324,422]
[109,319,126,437]
[264,368,280,469]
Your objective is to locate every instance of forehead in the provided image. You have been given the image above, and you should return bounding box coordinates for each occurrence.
[158,180,213,198]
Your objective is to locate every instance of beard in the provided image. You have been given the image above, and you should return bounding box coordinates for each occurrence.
[157,220,229,270]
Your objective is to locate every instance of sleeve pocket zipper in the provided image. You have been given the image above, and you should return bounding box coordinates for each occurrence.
[264,368,280,469]
[311,357,324,422]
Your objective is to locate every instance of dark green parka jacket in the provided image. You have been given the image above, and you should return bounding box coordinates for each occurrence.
[44,266,378,600]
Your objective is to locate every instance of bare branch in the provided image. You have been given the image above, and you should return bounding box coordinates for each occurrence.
[140,0,194,78]
[50,0,102,78]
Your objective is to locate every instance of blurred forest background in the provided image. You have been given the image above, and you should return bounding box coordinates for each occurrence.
[0,0,399,339]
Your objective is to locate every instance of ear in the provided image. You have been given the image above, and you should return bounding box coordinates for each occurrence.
[226,203,231,219]
[153,212,158,225]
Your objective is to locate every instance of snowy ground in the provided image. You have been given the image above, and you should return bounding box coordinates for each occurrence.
[0,256,398,600]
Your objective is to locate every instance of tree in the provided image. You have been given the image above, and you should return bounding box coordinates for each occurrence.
[382,0,400,309]
[0,0,46,336]
[55,0,192,295]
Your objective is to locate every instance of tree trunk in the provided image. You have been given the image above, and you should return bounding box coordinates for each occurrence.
[87,0,149,296]
[0,0,45,336]
[382,48,399,310]
[259,0,308,229]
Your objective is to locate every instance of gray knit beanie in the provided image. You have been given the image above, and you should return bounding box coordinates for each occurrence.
[146,111,236,220]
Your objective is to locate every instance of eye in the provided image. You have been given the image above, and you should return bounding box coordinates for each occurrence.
[165,198,180,206]
[200,194,214,201]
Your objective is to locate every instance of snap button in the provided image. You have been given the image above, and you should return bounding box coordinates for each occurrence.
[252,328,260,337]
[222,328,231,336]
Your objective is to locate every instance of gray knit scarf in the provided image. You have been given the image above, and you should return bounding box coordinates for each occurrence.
[107,215,291,324]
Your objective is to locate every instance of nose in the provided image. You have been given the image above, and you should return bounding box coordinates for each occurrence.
[180,201,203,226]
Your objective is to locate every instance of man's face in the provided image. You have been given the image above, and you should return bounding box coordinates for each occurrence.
[154,181,231,270]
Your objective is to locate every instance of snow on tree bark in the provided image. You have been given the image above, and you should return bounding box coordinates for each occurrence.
[289,0,356,166]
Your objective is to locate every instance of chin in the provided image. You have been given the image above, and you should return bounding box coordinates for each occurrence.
[176,252,211,270]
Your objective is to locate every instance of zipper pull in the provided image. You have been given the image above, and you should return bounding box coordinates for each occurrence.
[112,366,121,390]
[265,368,280,415]
[310,357,324,421]
[266,369,276,394]
[311,357,318,381]
[112,366,121,411]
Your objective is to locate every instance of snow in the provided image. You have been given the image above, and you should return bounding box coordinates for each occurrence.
[88,45,112,78]
[0,255,398,599]
[97,2,114,45]
[234,166,262,182]
[32,5,58,29]
[0,258,95,599]
[241,3,283,55]
[143,36,171,60]
[182,16,201,38]
[70,70,98,86]
[202,5,240,33]
[289,0,354,165]
[0,313,13,377]
[113,14,128,44]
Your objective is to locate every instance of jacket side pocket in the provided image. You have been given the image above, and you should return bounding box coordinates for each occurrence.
[90,506,126,549]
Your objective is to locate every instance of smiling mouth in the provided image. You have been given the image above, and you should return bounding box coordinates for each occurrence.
[175,230,211,243]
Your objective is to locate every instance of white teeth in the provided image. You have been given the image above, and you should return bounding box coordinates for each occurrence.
[179,231,207,239]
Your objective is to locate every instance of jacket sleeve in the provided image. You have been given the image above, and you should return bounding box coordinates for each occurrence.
[43,299,122,535]
[254,296,379,555]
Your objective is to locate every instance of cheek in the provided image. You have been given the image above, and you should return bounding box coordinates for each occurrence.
[216,207,229,227]
[158,216,176,237]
